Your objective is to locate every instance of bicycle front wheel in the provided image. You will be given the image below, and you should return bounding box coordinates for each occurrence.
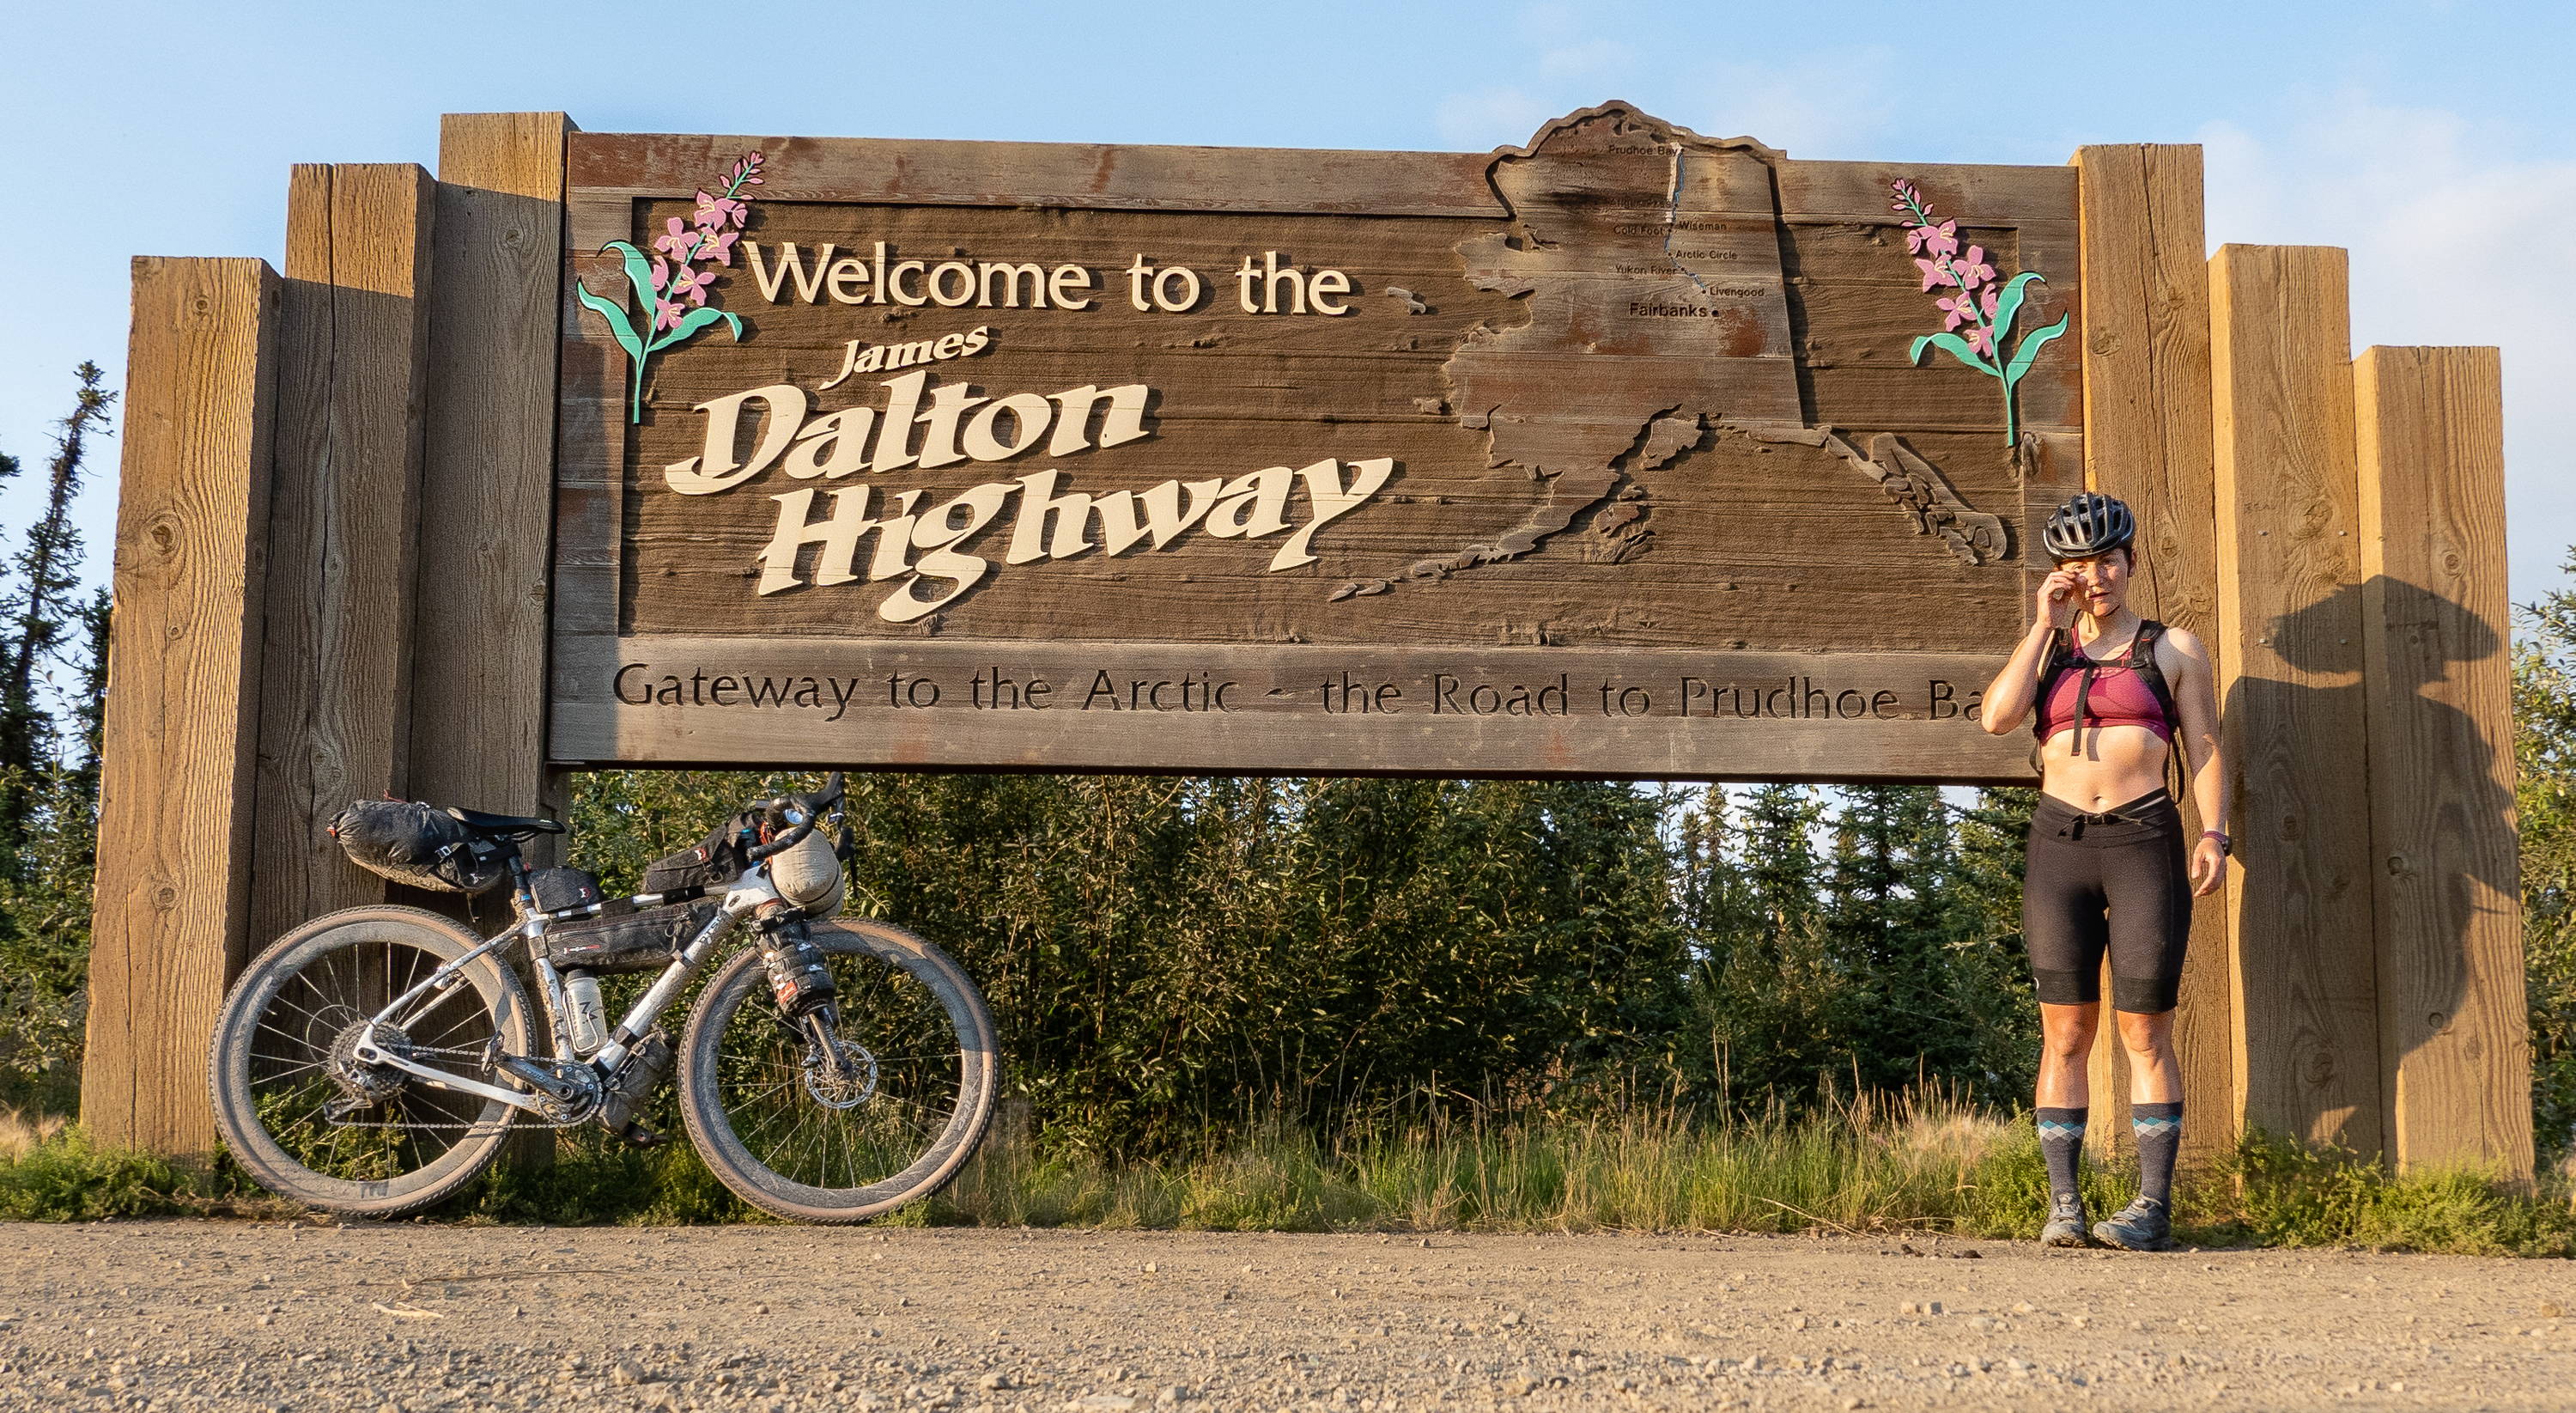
[208,904,532,1217]
[677,918,996,1222]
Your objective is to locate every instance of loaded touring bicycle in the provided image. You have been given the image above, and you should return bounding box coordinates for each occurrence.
[208,773,996,1221]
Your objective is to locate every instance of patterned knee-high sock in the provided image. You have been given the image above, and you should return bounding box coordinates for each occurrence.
[2133,1102,2183,1207]
[2037,1107,2087,1207]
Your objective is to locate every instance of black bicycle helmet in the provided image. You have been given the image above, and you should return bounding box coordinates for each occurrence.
[2043,492,2137,561]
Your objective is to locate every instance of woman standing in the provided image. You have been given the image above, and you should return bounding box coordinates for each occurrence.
[1979,493,2229,1252]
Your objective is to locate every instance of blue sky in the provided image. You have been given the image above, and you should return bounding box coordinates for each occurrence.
[7,0,2573,604]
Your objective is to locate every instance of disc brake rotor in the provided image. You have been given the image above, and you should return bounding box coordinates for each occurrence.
[801,1037,880,1111]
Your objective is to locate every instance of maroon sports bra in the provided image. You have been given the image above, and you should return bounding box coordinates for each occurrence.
[2034,622,2178,744]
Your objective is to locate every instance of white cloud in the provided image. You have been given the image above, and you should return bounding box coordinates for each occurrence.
[2199,91,2576,603]
[1434,87,1555,151]
[1686,51,1903,161]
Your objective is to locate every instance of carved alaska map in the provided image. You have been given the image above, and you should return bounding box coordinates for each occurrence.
[1348,105,2013,606]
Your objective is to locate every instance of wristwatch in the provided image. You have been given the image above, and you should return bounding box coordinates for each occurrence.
[2202,829,2233,857]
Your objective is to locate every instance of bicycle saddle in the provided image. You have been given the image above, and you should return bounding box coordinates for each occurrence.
[443,805,567,837]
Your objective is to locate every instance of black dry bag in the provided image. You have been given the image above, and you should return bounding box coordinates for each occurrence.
[329,800,507,895]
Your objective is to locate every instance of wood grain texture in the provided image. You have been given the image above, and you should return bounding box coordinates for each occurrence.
[567,129,2075,222]
[556,107,2080,777]
[550,636,2034,782]
[2074,144,2229,1157]
[80,258,281,1154]
[2354,345,2531,1182]
[249,163,435,950]
[2208,245,2381,1156]
[411,114,570,820]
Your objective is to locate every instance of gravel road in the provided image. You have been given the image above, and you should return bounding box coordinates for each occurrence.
[2,1221,2571,1411]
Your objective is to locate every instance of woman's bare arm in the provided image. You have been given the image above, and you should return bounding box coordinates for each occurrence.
[2160,625,2231,894]
[1981,569,2080,734]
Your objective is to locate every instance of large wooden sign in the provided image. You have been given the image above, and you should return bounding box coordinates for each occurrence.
[550,104,2081,780]
[85,106,2531,1189]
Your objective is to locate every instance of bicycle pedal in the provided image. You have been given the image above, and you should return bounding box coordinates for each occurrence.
[617,1122,667,1149]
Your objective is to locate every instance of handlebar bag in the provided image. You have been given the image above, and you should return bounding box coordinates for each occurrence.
[329,800,506,895]
[539,900,717,975]
[641,812,761,894]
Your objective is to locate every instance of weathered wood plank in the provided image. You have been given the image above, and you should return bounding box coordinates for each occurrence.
[2074,143,2229,1158]
[2208,244,2380,1155]
[413,114,570,821]
[250,163,435,951]
[80,258,282,1154]
[548,635,2032,782]
[2354,344,2531,1182]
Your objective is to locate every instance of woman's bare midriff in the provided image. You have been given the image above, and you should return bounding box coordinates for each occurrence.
[2038,722,2170,811]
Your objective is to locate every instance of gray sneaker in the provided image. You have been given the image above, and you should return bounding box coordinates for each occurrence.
[2093,1197,2177,1252]
[2039,1193,2093,1247]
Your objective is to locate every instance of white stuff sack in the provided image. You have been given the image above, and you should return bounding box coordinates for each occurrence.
[768,826,846,917]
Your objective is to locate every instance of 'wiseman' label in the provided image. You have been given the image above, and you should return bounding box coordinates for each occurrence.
[662,367,1394,623]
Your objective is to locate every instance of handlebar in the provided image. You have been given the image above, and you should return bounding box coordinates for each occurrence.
[745,771,847,862]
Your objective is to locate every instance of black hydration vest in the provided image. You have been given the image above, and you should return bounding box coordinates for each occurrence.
[2032,618,2181,764]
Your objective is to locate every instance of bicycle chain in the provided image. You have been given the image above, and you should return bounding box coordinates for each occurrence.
[319,1045,596,1132]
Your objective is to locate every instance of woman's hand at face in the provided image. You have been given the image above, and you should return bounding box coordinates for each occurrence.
[2037,569,2081,630]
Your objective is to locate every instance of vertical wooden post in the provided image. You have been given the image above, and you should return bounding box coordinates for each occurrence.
[2071,144,2229,1160]
[410,114,571,835]
[2354,345,2533,1182]
[2208,245,2383,1156]
[249,165,436,948]
[79,259,282,1154]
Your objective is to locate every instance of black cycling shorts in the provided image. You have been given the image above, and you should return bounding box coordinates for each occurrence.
[2023,788,2192,1014]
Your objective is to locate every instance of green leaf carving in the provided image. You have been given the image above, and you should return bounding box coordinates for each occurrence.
[2003,314,2071,389]
[1909,332,2002,378]
[574,280,643,362]
[644,304,744,356]
[607,241,658,317]
[1988,271,2047,350]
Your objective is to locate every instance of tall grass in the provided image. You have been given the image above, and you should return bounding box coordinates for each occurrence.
[0,1097,2567,1254]
[919,1091,2576,1255]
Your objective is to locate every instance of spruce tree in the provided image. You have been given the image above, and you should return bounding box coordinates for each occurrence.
[0,363,114,848]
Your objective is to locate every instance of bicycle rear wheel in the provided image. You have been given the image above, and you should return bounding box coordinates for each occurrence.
[208,905,532,1217]
[677,918,996,1222]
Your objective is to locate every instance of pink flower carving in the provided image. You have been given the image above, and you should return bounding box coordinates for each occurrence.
[1952,246,1997,290]
[693,189,749,231]
[652,295,683,332]
[1906,219,1959,259]
[698,228,739,266]
[1915,257,1959,292]
[653,218,696,261]
[1964,326,1995,356]
[1937,293,1980,331]
[666,265,716,306]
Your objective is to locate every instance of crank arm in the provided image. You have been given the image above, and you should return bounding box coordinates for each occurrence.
[348,1043,552,1114]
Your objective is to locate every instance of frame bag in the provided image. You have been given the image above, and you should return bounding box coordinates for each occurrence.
[329,800,506,895]
[539,901,717,976]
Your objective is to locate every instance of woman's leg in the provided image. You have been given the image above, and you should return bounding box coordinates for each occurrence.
[2117,1008,2181,1105]
[2038,1002,2101,1108]
[2035,1001,2100,1238]
[2099,810,2192,1247]
[2117,1008,2184,1215]
[2024,810,2111,1239]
